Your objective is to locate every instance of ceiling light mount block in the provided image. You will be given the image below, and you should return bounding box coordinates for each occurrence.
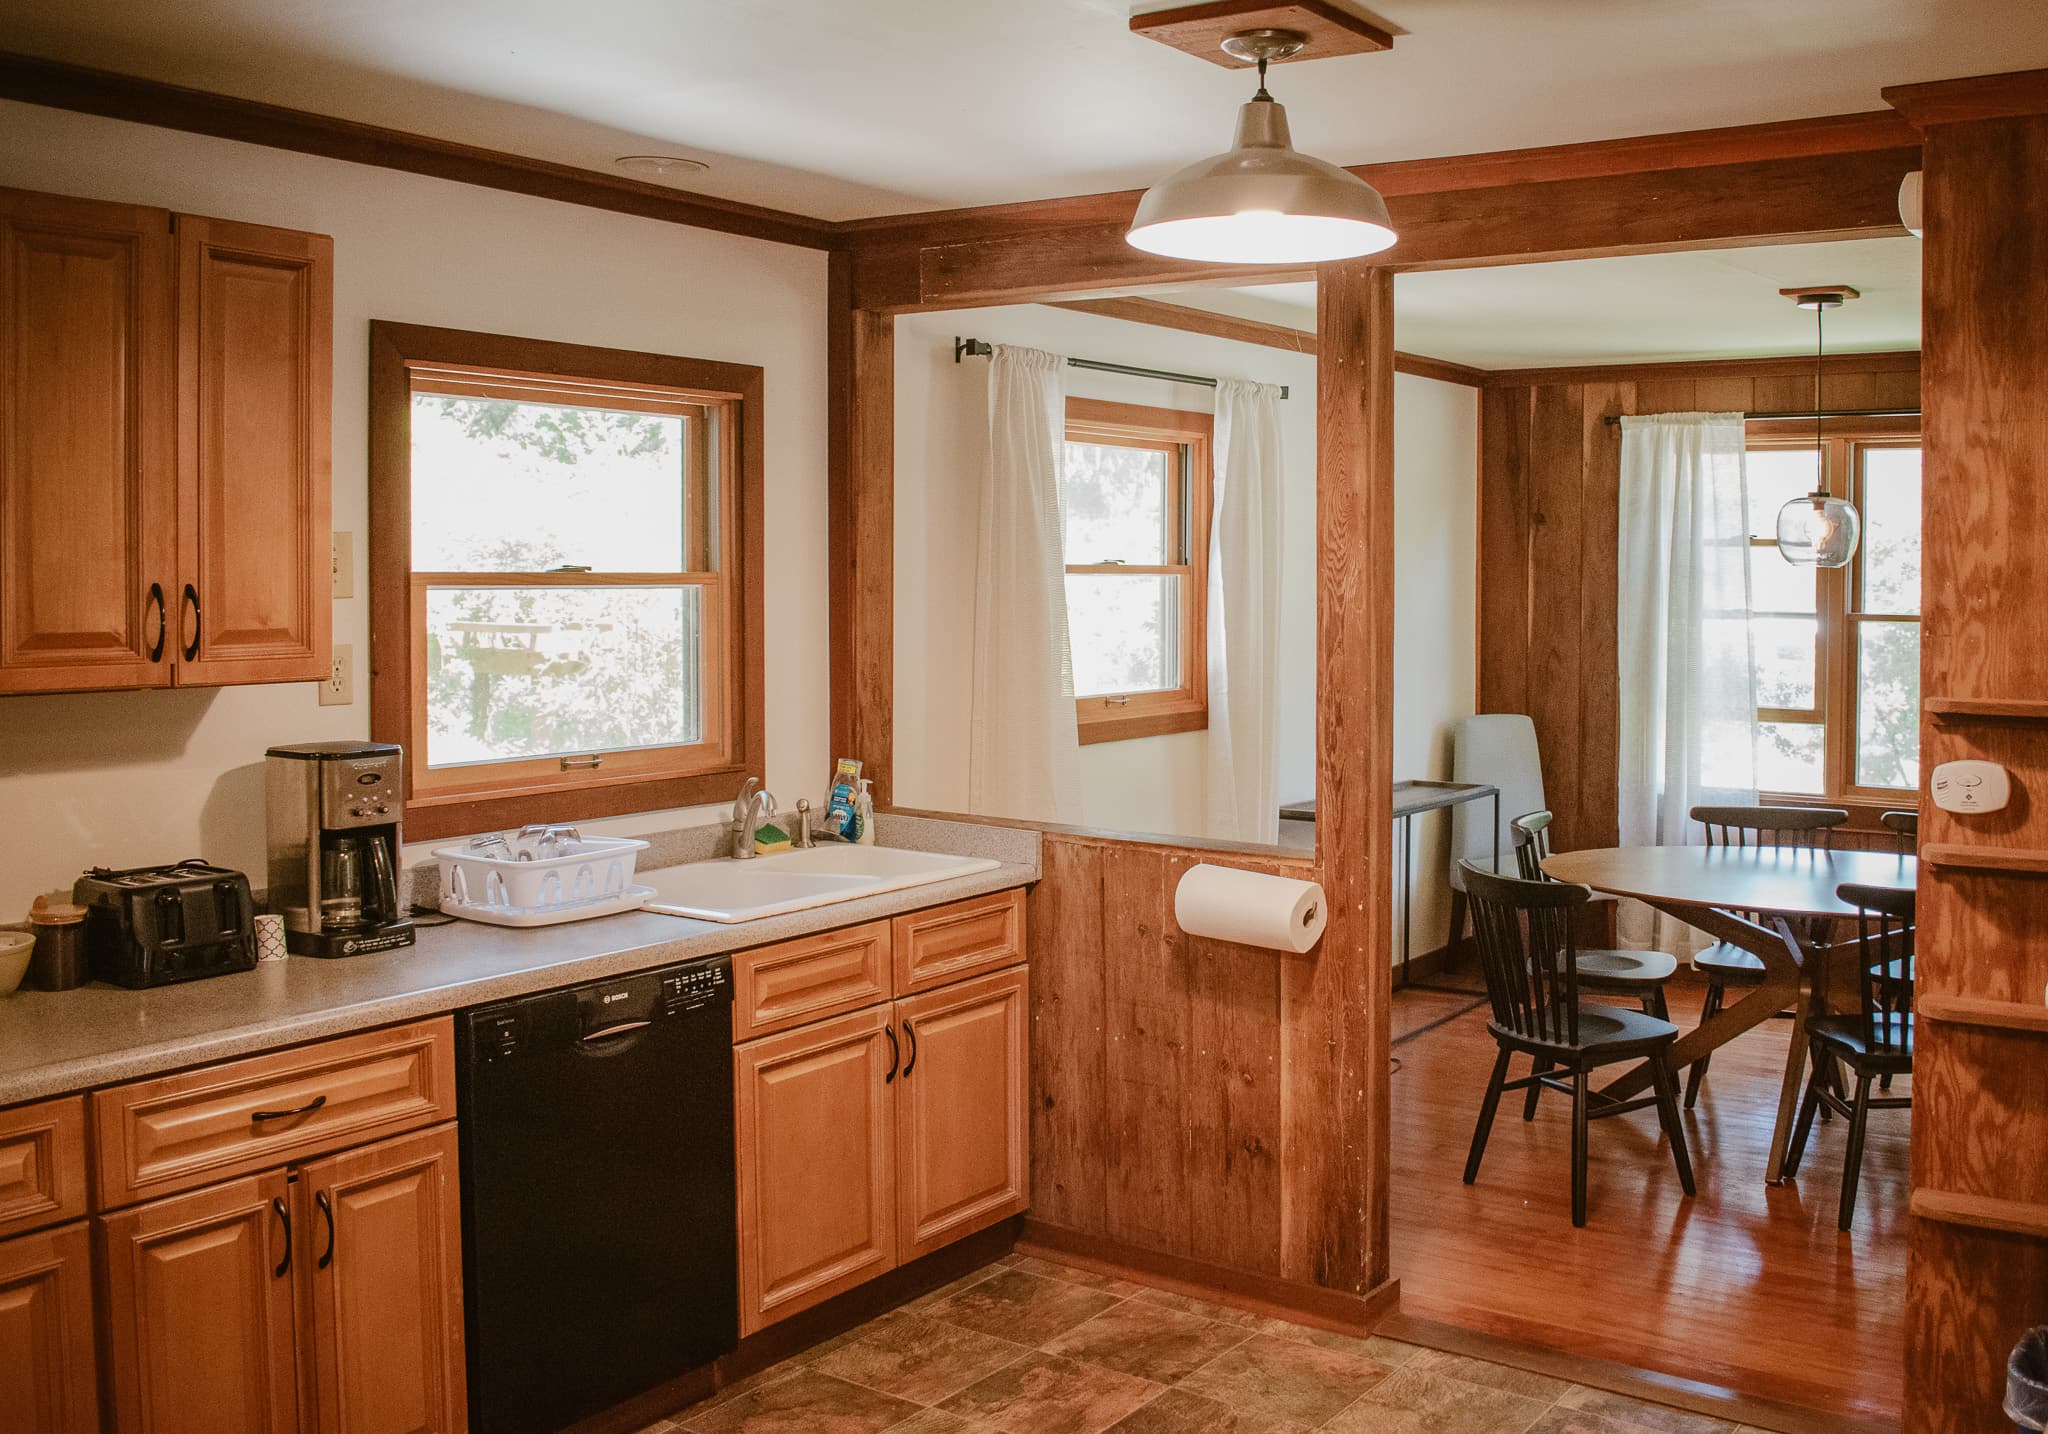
[1779,284,1859,310]
[1131,0,1393,67]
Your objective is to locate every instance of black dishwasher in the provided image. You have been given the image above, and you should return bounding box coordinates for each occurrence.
[457,956,736,1434]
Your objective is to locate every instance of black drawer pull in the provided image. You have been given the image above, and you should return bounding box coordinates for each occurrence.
[251,1093,327,1123]
[146,583,166,662]
[181,582,201,661]
[884,1022,899,1083]
[901,1018,917,1078]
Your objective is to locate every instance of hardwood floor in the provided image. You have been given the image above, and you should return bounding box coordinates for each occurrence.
[1389,974,1908,1425]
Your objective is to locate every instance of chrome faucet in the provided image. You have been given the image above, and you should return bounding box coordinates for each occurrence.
[730,778,776,859]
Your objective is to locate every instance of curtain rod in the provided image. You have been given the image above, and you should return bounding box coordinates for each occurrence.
[954,337,1289,399]
[1601,407,1921,425]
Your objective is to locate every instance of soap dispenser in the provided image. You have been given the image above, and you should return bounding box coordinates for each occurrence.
[855,778,876,845]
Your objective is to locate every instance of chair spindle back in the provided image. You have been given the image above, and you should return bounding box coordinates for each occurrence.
[1691,804,1851,851]
[1878,808,1919,855]
[1461,860,1591,1048]
[1510,809,1556,882]
[1839,881,1915,1055]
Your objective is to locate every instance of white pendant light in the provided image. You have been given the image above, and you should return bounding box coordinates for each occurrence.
[1777,288,1862,569]
[1126,29,1396,265]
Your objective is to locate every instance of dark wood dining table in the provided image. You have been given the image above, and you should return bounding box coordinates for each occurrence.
[1541,843,1916,1183]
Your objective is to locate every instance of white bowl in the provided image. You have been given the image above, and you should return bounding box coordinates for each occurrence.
[0,930,33,996]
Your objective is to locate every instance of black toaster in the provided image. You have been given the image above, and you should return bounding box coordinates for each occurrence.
[73,860,258,989]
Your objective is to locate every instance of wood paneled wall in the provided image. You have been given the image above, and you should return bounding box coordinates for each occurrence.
[1476,355,1921,852]
[1889,80,2048,1434]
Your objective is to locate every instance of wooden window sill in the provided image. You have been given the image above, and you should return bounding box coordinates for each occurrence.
[1077,704,1207,746]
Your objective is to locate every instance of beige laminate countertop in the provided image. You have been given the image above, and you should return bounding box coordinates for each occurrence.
[0,818,1037,1107]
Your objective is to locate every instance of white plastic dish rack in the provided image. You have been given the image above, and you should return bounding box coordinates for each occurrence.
[435,833,652,927]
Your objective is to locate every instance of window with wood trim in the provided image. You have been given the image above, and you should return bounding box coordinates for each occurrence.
[369,323,764,841]
[1739,422,1921,800]
[1060,399,1211,745]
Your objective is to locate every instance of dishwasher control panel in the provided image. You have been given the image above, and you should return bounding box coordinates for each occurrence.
[461,956,731,1064]
[663,960,729,1013]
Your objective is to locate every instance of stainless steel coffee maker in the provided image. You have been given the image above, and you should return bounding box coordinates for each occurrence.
[265,742,416,957]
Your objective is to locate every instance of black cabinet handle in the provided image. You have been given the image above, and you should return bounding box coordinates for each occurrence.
[181,582,200,661]
[271,1197,291,1278]
[146,583,166,661]
[316,1189,335,1270]
[901,1018,917,1079]
[884,1023,899,1083]
[251,1093,327,1123]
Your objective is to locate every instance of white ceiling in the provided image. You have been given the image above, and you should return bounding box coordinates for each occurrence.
[1156,238,1924,368]
[3,1,2046,221]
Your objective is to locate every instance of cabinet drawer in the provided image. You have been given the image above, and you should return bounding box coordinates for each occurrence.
[92,1017,456,1209]
[733,921,892,1040]
[892,889,1025,995]
[0,1096,88,1241]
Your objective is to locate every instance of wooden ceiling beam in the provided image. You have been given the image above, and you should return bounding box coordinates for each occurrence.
[857,145,1921,311]
[0,49,838,250]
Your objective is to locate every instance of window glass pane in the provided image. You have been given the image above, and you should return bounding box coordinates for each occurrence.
[1749,547,1817,615]
[1063,441,1170,565]
[424,585,702,767]
[1745,448,1820,540]
[1860,446,1922,615]
[1856,620,1922,790]
[1756,721,1826,794]
[1066,573,1180,697]
[1752,616,1819,710]
[411,394,695,573]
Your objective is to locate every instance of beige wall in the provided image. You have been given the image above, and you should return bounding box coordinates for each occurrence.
[0,100,832,915]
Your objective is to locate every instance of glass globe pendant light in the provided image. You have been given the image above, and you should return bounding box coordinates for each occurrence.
[1776,289,1862,568]
[1126,29,1397,265]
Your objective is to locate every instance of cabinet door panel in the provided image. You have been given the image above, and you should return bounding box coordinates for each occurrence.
[895,966,1029,1263]
[0,1222,99,1434]
[0,186,175,692]
[175,214,331,685]
[735,1005,895,1335]
[296,1123,465,1434]
[98,1170,299,1434]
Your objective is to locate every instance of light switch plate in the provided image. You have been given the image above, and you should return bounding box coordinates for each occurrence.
[1931,759,2009,814]
[321,644,353,706]
[331,531,354,599]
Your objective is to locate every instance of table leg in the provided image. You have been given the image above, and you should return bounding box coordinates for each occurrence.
[1764,917,1846,1184]
[1599,901,1803,1107]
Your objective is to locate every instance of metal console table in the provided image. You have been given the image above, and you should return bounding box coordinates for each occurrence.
[1278,779,1501,988]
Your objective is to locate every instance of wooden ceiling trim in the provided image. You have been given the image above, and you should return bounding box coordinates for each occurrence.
[1395,351,1488,388]
[1482,349,1921,390]
[1129,0,1394,68]
[0,49,837,251]
[1883,67,2048,128]
[835,110,1920,252]
[870,146,1921,311]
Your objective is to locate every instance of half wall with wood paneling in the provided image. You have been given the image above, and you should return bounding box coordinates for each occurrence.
[1476,354,1921,853]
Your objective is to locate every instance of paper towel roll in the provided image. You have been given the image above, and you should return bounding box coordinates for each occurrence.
[1173,863,1328,953]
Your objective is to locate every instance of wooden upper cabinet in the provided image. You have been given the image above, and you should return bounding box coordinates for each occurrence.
[295,1123,465,1434]
[0,186,176,693]
[174,215,333,685]
[0,1222,101,1434]
[893,966,1030,1263]
[97,1170,300,1434]
[734,1005,897,1335]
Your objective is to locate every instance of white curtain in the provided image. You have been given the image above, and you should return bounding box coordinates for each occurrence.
[1206,379,1285,844]
[969,345,1083,823]
[1616,413,1759,952]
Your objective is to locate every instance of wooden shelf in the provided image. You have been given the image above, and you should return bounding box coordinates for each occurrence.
[1921,844,2048,875]
[1917,994,2048,1035]
[1926,697,2048,723]
[1911,1188,2048,1240]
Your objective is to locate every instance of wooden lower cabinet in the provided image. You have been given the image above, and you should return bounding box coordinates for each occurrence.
[894,967,1030,1263]
[734,948,1031,1335]
[734,1005,898,1336]
[98,1170,300,1434]
[296,1124,465,1434]
[0,1221,100,1434]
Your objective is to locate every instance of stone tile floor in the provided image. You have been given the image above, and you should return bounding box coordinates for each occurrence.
[639,1255,1776,1434]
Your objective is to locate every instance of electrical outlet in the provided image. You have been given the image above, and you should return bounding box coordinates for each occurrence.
[321,644,353,706]
[331,531,354,599]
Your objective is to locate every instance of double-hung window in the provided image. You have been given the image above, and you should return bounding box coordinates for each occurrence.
[370,323,763,839]
[1739,426,1922,800]
[1059,399,1212,744]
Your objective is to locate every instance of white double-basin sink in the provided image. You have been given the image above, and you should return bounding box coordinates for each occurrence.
[640,844,1000,924]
